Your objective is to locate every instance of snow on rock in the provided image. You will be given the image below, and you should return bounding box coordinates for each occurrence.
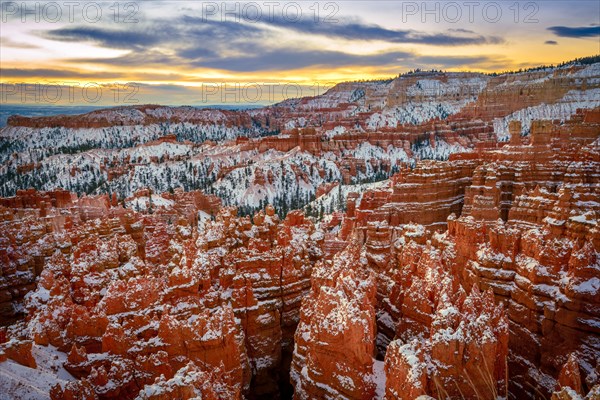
[324,125,347,139]
[0,189,325,399]
[127,195,174,211]
[494,88,600,140]
[0,344,75,400]
[0,62,600,400]
[291,244,378,399]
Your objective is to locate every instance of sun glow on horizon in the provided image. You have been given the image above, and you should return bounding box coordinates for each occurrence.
[1,0,598,106]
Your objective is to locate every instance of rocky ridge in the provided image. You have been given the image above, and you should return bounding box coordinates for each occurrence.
[0,60,599,400]
[2,63,599,217]
[312,107,600,399]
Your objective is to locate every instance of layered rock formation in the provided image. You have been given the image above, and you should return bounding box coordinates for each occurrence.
[372,225,509,399]
[385,285,508,399]
[291,244,378,399]
[314,107,600,399]
[0,189,323,399]
[0,188,220,325]
[374,159,480,229]
[1,60,600,400]
[2,63,598,217]
[291,230,510,399]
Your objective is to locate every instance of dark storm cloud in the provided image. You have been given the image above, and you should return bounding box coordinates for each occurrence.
[260,16,504,46]
[42,17,264,68]
[547,25,600,38]
[39,14,501,72]
[43,26,166,49]
[43,17,263,50]
[41,12,503,57]
[182,16,264,39]
[65,38,495,73]
[196,49,412,71]
[74,50,188,67]
[196,50,496,72]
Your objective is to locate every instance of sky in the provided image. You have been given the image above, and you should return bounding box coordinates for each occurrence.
[1,0,599,106]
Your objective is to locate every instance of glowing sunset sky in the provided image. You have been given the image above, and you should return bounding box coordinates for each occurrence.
[1,0,599,105]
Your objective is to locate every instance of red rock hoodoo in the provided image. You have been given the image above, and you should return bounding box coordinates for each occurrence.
[1,62,600,400]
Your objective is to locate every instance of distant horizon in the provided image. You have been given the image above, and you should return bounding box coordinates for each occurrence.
[2,0,599,105]
[0,103,267,109]
[0,103,266,127]
[1,53,599,110]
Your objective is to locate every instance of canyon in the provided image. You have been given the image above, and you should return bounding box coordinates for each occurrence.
[0,59,599,399]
